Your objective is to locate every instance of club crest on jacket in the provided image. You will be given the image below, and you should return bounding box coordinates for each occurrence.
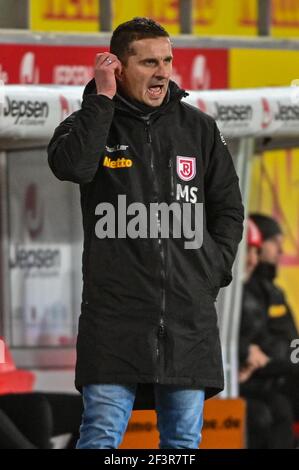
[176,156,196,181]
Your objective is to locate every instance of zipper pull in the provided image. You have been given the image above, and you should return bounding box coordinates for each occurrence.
[145,121,152,143]
[159,318,165,336]
[168,158,175,198]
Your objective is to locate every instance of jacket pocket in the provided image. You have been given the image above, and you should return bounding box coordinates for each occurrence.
[202,231,228,297]
[88,237,120,287]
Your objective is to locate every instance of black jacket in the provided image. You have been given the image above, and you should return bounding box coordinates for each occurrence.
[48,80,244,398]
[239,262,298,394]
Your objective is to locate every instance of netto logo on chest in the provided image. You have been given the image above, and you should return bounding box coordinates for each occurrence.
[103,156,133,169]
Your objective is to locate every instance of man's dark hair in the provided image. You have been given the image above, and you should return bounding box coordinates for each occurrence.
[250,213,283,241]
[110,17,169,63]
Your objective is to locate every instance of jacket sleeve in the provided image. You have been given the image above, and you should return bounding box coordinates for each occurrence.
[239,285,267,365]
[204,121,244,286]
[47,94,115,184]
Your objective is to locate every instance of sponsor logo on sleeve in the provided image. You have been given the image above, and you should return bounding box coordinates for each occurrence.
[219,131,227,145]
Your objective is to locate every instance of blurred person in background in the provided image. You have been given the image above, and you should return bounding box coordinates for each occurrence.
[239,214,299,448]
[239,218,274,449]
[0,392,83,449]
[249,214,299,414]
[0,338,83,449]
[239,218,270,385]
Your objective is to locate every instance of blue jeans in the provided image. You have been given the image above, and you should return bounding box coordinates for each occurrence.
[76,383,205,449]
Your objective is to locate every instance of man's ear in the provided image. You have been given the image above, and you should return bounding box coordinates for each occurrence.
[115,62,123,81]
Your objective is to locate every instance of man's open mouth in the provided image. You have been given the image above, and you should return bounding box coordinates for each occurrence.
[147,85,164,98]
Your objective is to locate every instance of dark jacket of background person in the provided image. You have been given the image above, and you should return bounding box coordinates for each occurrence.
[239,261,298,394]
[239,261,299,448]
[48,79,244,399]
[0,393,83,449]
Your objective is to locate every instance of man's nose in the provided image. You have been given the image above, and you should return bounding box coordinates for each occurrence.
[155,61,171,79]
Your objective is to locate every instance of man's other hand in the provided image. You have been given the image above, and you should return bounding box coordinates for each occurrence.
[247,344,270,369]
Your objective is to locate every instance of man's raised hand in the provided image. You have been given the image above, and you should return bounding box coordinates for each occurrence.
[94,52,122,99]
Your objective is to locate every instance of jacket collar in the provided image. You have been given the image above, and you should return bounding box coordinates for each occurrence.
[252,262,277,282]
[83,79,188,118]
[114,87,171,119]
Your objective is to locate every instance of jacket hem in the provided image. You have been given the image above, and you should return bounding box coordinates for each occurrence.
[75,373,224,399]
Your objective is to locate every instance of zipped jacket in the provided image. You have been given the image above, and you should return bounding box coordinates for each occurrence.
[48,79,244,398]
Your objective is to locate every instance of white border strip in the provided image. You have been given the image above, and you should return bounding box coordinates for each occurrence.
[0,85,299,141]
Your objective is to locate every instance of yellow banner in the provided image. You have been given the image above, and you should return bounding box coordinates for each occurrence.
[271,0,299,38]
[113,0,180,34]
[113,0,257,35]
[30,0,299,37]
[193,0,299,38]
[193,0,257,36]
[30,0,99,32]
[230,49,299,88]
[114,0,299,38]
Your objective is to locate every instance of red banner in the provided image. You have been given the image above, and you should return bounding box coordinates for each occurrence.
[0,44,228,90]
